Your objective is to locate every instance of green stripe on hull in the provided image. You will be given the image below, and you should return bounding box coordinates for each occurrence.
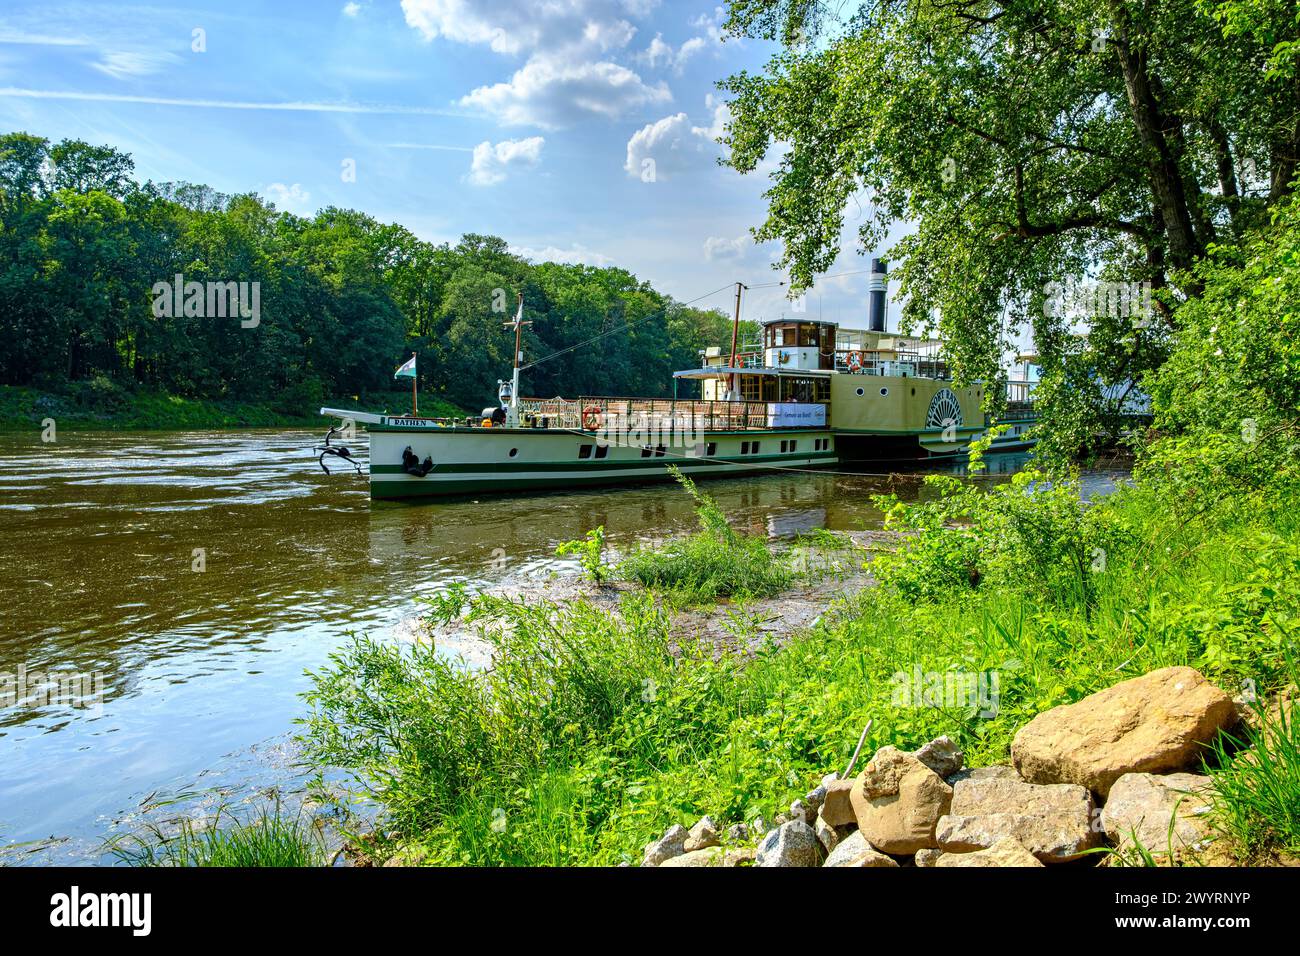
[370,457,838,499]
[371,449,837,475]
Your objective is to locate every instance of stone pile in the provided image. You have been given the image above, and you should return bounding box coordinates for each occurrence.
[641,666,1240,867]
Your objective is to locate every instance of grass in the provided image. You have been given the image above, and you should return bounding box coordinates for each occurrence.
[0,382,465,432]
[109,803,328,867]
[617,466,794,604]
[298,469,1300,866]
[1208,684,1300,861]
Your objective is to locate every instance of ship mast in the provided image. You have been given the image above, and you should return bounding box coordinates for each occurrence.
[504,291,530,425]
[727,281,747,401]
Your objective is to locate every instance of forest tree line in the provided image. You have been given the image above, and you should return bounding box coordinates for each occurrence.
[0,131,736,415]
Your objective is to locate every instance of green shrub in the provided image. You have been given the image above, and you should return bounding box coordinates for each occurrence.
[619,466,793,603]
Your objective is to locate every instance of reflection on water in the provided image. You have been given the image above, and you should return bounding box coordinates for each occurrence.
[0,429,1125,864]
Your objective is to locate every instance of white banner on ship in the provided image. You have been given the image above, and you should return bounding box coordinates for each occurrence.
[767,402,826,428]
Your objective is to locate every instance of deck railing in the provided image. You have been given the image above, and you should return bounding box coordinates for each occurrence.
[520,396,784,433]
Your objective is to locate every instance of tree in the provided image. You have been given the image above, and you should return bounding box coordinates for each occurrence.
[720,0,1300,453]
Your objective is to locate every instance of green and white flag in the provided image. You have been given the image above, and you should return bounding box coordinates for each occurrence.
[394,354,417,379]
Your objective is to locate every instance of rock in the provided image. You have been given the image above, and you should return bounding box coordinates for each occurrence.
[750,816,774,837]
[756,820,824,867]
[936,765,1098,863]
[775,813,791,826]
[683,815,719,852]
[1101,772,1214,856]
[804,785,828,814]
[1011,666,1238,797]
[849,746,953,854]
[790,799,814,825]
[822,830,899,868]
[641,823,688,867]
[722,847,756,867]
[913,848,943,868]
[658,846,726,867]
[819,778,857,827]
[726,822,750,844]
[814,816,842,854]
[821,771,841,789]
[911,735,964,779]
[935,837,1045,868]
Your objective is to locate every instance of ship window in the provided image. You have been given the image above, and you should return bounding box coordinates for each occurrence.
[751,441,761,454]
[654,445,666,457]
[578,444,593,459]
[880,387,889,397]
[706,442,717,456]
[780,440,788,453]
[741,441,750,454]
[789,440,797,452]
[640,445,653,458]
[509,447,518,458]
[595,444,609,459]
[855,387,865,396]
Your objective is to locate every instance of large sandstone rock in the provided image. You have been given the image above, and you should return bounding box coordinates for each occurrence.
[683,815,719,852]
[850,746,953,854]
[1012,666,1237,797]
[935,837,1045,868]
[756,820,824,867]
[912,736,964,779]
[1101,772,1214,856]
[819,778,857,826]
[642,823,688,867]
[822,830,899,868]
[658,846,726,867]
[936,765,1098,863]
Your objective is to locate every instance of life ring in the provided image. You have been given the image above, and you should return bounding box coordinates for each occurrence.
[582,404,603,430]
[847,351,863,372]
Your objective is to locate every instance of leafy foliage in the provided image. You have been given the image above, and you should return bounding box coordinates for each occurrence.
[0,133,733,423]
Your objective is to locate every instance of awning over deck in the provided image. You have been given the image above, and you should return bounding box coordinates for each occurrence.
[672,366,833,380]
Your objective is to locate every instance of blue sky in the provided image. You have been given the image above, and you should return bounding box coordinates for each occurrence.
[0,0,903,329]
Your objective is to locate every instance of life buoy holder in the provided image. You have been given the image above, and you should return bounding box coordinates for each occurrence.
[582,404,603,430]
[847,351,863,372]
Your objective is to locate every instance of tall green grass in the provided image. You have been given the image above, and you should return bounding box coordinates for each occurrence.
[299,473,1300,865]
[618,466,793,603]
[109,804,328,867]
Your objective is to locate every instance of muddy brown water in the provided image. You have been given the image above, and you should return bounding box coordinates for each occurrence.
[0,429,1124,864]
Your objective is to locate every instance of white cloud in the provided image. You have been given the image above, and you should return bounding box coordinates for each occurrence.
[623,100,727,178]
[512,243,613,267]
[703,234,749,261]
[342,2,363,17]
[91,50,181,80]
[463,59,670,129]
[401,0,636,57]
[468,136,544,185]
[263,182,313,215]
[636,32,705,74]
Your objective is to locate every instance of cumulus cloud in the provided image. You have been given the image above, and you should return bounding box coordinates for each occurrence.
[623,99,728,179]
[263,183,313,215]
[342,2,362,17]
[403,0,666,129]
[512,242,612,267]
[703,234,749,261]
[467,136,545,185]
[463,59,670,129]
[401,0,636,57]
[637,32,705,73]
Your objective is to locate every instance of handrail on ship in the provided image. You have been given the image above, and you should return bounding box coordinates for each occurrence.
[519,395,782,433]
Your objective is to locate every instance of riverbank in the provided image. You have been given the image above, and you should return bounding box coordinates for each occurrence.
[0,383,465,432]
[294,463,1300,867]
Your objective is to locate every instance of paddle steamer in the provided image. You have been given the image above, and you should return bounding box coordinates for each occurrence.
[321,261,1035,499]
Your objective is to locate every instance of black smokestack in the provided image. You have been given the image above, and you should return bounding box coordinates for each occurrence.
[868,258,887,332]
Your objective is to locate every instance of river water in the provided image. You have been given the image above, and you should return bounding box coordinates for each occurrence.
[0,429,1124,864]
